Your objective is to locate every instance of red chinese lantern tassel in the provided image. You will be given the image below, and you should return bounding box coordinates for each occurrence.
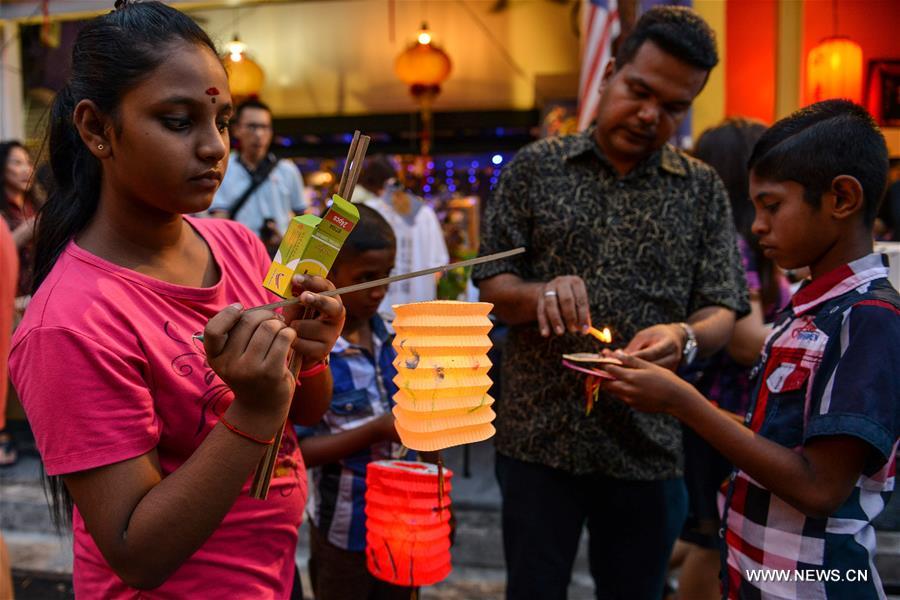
[437,454,445,519]
[584,375,602,415]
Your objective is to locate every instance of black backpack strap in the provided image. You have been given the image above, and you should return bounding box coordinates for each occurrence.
[228,155,278,220]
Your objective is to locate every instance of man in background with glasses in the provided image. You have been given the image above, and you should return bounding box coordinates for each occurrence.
[209,98,307,256]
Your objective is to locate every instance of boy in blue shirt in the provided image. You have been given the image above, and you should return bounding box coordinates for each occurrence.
[600,100,899,599]
[298,205,412,599]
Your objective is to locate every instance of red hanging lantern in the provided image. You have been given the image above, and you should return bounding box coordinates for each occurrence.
[223,36,265,99]
[365,460,453,586]
[806,36,863,104]
[393,22,452,156]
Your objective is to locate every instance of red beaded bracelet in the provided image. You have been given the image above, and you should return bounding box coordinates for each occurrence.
[298,359,329,379]
[219,413,275,445]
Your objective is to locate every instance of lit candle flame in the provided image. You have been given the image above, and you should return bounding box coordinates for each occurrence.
[588,326,612,344]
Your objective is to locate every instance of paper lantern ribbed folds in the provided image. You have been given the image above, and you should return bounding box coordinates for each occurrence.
[392,301,495,451]
[366,460,453,586]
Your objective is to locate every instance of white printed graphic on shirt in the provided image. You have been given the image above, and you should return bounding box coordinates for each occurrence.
[766,363,797,394]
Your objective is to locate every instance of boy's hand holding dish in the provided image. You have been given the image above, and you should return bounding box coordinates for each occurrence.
[597,351,701,416]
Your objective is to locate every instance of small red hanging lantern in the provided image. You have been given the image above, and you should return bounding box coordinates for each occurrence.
[806,36,863,104]
[365,460,453,586]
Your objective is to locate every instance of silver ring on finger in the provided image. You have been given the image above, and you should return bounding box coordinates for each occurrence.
[544,290,558,297]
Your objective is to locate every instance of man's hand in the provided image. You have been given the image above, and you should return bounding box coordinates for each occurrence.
[536,275,592,337]
[623,323,685,371]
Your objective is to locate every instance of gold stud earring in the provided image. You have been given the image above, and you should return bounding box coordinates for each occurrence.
[97,144,104,150]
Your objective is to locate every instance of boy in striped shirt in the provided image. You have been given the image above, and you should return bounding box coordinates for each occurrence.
[298,205,414,599]
[600,99,899,599]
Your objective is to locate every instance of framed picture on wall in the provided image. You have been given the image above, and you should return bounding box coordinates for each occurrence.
[866,59,900,127]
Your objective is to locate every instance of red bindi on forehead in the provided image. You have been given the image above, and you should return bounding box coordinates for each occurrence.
[205,87,220,96]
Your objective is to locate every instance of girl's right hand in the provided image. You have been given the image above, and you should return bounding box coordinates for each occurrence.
[203,303,298,416]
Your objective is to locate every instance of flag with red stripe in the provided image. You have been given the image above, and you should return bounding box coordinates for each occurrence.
[577,0,620,131]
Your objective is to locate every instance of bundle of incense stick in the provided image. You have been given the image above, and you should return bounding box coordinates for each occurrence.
[250,131,371,500]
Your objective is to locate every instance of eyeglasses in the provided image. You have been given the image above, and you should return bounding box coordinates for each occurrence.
[242,123,272,133]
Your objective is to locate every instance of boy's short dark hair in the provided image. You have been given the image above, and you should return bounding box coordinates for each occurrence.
[334,204,396,267]
[235,98,271,123]
[748,99,889,226]
[615,5,718,71]
[358,155,396,194]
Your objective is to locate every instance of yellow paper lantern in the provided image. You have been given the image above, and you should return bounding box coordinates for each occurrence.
[392,301,495,451]
[806,37,863,104]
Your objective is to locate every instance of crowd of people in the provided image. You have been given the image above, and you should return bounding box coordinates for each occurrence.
[0,2,897,600]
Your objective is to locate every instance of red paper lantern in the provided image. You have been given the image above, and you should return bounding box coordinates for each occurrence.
[806,36,863,104]
[365,460,453,586]
[393,23,452,91]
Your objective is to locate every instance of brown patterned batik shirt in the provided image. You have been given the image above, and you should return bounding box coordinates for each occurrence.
[472,129,749,479]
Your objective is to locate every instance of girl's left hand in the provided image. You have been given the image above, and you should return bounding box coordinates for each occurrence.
[599,352,697,415]
[283,274,345,369]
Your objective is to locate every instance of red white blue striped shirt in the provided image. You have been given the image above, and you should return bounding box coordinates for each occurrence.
[721,253,900,599]
[297,316,408,552]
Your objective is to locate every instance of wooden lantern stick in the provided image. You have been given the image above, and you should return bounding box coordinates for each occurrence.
[191,249,531,345]
[250,133,371,499]
[240,247,527,316]
[437,452,445,521]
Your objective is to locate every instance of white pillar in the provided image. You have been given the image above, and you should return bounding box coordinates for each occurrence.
[0,20,25,141]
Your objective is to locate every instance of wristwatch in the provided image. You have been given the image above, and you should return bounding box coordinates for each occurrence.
[676,322,698,367]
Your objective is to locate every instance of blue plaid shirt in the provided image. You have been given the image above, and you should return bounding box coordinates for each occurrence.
[297,316,410,551]
[721,253,900,599]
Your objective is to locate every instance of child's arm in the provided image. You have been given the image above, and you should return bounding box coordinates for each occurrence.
[602,353,872,518]
[289,367,332,426]
[283,275,345,426]
[299,413,399,468]
[62,305,300,590]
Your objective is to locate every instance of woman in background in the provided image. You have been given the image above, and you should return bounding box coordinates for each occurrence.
[0,140,36,467]
[0,141,38,300]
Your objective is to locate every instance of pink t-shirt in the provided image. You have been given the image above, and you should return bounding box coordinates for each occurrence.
[9,217,306,599]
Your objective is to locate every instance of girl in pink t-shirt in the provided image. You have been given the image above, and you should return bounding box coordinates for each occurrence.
[8,2,344,598]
